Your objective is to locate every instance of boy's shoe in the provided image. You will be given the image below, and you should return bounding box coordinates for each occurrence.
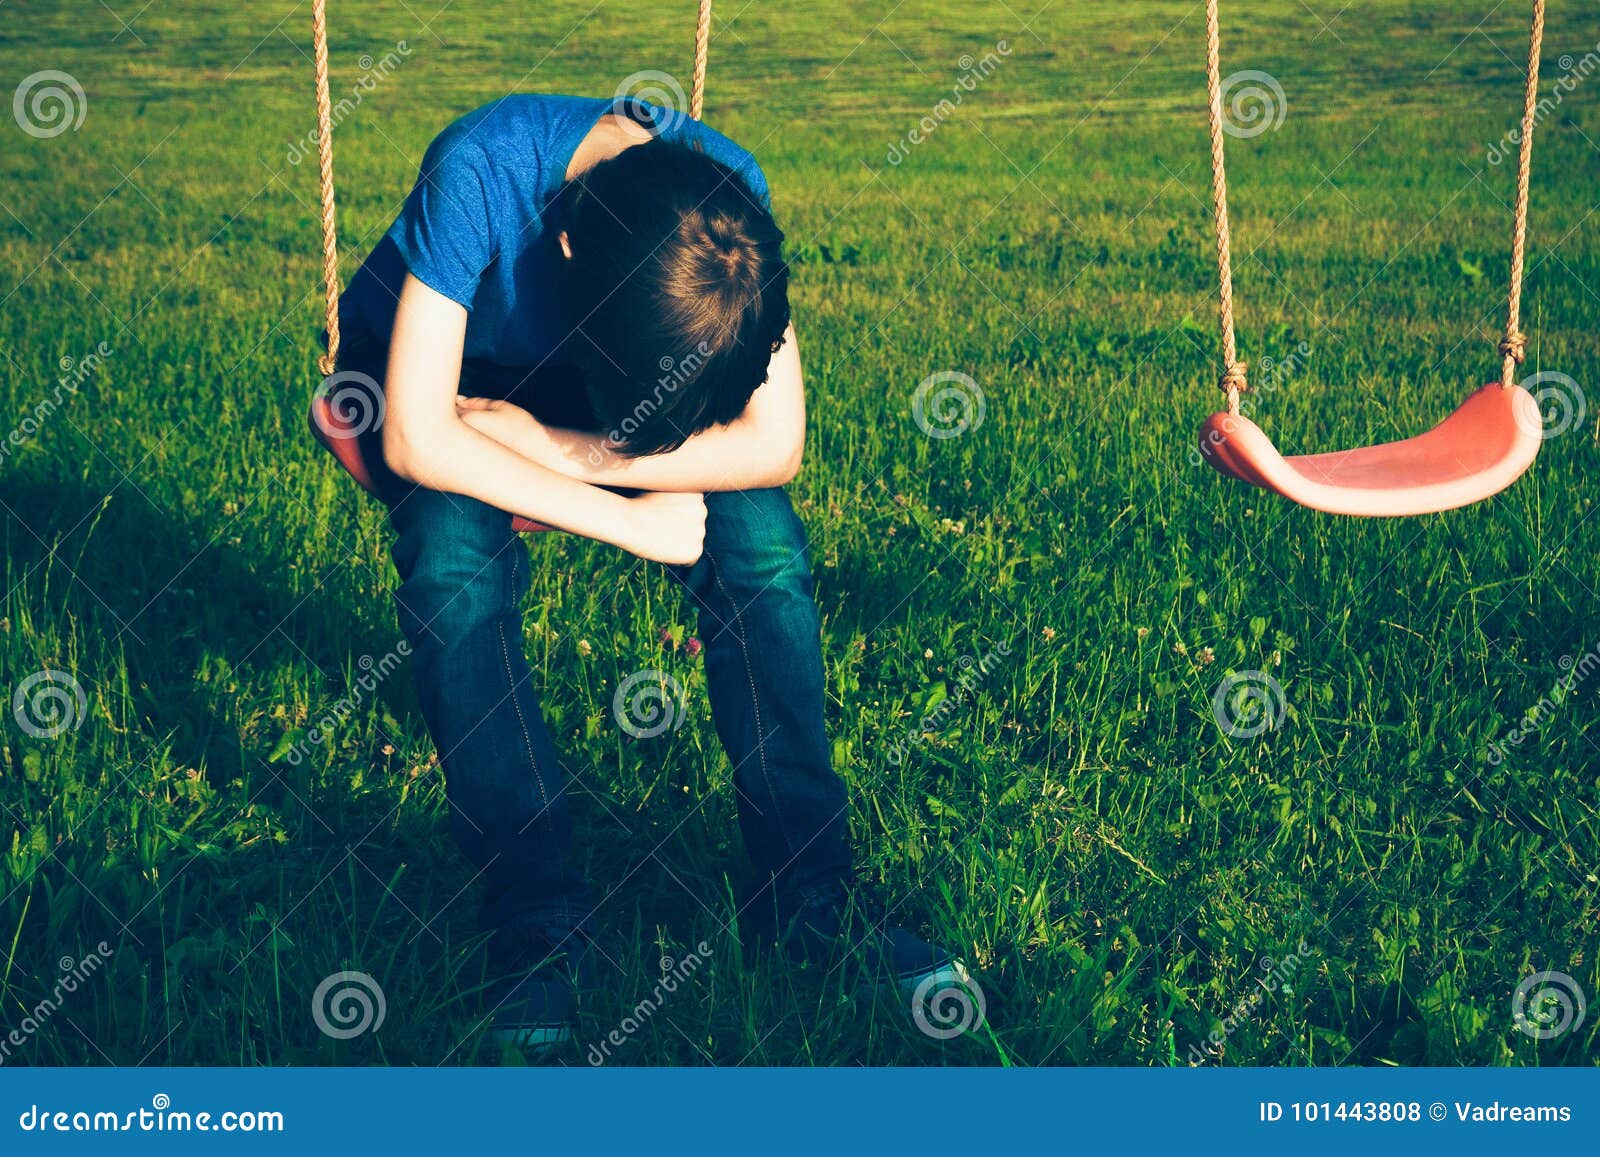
[755,876,976,1016]
[483,920,590,1051]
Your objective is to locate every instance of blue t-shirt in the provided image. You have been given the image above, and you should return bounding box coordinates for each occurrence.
[340,94,768,368]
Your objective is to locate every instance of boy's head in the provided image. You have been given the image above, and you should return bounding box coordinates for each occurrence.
[556,140,789,456]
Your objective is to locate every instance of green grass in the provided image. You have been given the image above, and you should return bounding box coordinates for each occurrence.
[2,0,1598,1066]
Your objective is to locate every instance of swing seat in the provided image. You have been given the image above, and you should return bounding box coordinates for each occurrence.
[1197,383,1543,516]
[309,393,552,533]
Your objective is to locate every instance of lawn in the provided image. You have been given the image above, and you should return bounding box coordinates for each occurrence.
[1,0,1597,1066]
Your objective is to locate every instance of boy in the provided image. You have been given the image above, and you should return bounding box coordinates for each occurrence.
[335,94,962,1048]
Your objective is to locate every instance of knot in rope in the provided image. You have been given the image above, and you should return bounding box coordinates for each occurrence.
[1498,332,1527,365]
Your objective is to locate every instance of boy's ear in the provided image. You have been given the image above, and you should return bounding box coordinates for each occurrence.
[557,231,573,260]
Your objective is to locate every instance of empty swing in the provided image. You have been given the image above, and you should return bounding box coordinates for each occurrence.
[1196,0,1548,517]
[305,0,716,534]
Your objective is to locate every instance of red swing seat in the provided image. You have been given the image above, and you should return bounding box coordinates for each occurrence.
[1195,0,1549,518]
[1198,383,1544,517]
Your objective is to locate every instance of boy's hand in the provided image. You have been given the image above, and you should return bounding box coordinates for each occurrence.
[456,395,614,477]
[454,395,512,414]
[623,491,707,566]
[455,395,563,466]
[452,323,806,495]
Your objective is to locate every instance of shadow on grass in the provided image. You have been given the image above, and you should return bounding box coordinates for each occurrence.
[0,471,511,1061]
[0,470,770,1063]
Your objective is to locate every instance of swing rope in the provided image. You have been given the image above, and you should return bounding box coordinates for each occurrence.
[312,0,341,377]
[1203,0,1246,415]
[309,0,715,379]
[1499,0,1546,386]
[691,0,713,122]
[1203,0,1546,415]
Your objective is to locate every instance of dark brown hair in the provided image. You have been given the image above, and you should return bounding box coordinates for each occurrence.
[555,140,790,456]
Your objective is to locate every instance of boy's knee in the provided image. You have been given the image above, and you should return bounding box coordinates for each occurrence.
[701,489,812,596]
[390,491,522,638]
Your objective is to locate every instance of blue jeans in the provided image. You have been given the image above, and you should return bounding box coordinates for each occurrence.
[385,483,853,933]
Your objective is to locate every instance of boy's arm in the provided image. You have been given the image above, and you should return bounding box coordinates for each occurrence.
[456,325,806,493]
[381,274,707,564]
